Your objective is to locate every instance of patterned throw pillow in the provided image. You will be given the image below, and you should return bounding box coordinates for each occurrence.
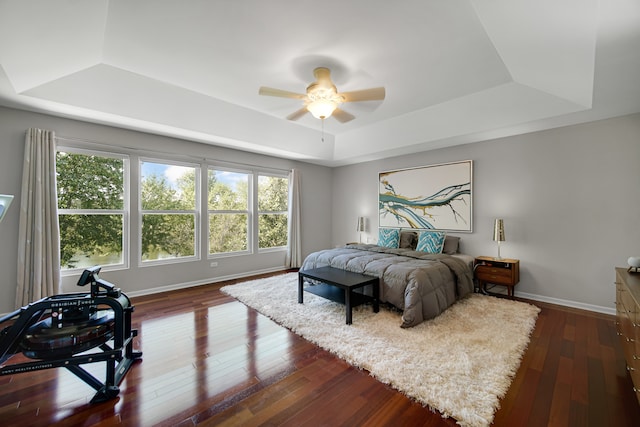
[378,228,400,248]
[416,230,446,253]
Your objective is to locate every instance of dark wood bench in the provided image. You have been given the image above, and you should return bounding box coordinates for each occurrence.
[298,266,379,325]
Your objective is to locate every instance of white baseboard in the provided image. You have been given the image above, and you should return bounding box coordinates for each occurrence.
[128,273,616,317]
[517,291,615,316]
[125,267,290,298]
[1,272,615,318]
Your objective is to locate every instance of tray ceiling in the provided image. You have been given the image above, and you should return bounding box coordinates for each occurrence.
[1,0,639,166]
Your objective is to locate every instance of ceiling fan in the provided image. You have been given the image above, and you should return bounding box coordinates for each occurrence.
[259,67,385,123]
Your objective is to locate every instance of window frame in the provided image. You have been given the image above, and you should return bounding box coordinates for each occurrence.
[256,172,289,253]
[56,146,130,275]
[138,157,201,267]
[207,166,253,258]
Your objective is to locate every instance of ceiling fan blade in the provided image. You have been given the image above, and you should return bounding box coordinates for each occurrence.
[340,87,386,102]
[259,86,307,100]
[286,107,309,121]
[332,108,355,123]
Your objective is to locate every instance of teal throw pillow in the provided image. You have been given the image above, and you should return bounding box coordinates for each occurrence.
[416,231,446,253]
[378,228,400,248]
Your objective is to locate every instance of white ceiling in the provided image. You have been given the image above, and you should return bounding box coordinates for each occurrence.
[0,0,639,166]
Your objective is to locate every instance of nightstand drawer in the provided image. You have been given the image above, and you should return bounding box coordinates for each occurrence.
[476,269,513,284]
[475,265,512,278]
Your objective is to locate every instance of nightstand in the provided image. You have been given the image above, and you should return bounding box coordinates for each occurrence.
[474,256,520,297]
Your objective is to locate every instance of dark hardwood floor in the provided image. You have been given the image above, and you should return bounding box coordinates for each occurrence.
[1,271,639,426]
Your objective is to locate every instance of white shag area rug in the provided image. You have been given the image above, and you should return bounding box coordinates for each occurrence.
[221,273,540,427]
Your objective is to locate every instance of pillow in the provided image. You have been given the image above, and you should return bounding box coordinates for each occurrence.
[399,230,418,249]
[442,235,460,254]
[416,230,446,253]
[378,228,400,248]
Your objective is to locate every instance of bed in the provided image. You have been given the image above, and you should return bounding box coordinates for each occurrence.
[300,231,474,328]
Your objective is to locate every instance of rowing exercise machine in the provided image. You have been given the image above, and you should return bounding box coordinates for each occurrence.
[0,266,142,403]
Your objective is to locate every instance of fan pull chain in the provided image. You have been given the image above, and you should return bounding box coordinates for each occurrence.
[321,118,325,142]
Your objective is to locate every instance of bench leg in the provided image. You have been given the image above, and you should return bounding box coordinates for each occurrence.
[345,289,352,325]
[298,275,304,303]
[373,281,379,313]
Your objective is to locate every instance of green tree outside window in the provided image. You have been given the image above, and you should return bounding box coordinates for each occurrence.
[258,175,288,249]
[56,150,126,269]
[140,161,197,261]
[208,169,249,254]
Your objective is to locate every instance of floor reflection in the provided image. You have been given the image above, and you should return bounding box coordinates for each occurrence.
[0,291,298,426]
[124,299,294,425]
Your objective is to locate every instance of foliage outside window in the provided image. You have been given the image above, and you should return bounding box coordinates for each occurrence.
[208,169,249,254]
[140,160,198,263]
[56,149,128,270]
[258,174,288,249]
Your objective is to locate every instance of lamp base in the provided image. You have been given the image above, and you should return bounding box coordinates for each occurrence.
[495,241,502,260]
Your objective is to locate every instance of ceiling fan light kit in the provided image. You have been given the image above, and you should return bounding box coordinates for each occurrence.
[307,99,337,119]
[259,67,385,123]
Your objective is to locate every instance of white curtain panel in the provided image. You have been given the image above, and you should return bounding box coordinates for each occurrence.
[285,168,302,268]
[15,128,61,308]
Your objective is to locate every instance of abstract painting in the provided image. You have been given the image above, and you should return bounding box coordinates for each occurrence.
[379,160,472,232]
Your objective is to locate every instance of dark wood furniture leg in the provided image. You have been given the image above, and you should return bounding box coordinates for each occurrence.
[373,283,379,312]
[345,289,352,324]
[298,274,303,303]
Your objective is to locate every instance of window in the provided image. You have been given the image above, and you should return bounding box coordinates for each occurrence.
[208,168,250,254]
[56,149,128,271]
[140,159,199,263]
[57,144,288,268]
[257,174,288,249]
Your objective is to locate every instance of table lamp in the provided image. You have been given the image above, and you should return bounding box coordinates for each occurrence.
[493,218,505,260]
[357,217,366,243]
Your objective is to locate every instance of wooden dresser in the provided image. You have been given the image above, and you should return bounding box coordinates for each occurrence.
[615,267,640,405]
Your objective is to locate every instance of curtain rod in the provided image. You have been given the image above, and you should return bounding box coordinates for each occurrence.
[55,135,291,174]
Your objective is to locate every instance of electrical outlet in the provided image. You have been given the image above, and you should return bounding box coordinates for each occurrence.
[210,261,218,268]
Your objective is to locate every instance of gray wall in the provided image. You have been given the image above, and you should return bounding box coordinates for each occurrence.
[332,113,640,313]
[0,106,333,313]
[2,105,638,315]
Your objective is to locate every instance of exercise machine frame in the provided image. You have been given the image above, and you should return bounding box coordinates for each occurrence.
[0,267,142,403]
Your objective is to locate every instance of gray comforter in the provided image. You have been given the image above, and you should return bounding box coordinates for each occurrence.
[300,244,474,327]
